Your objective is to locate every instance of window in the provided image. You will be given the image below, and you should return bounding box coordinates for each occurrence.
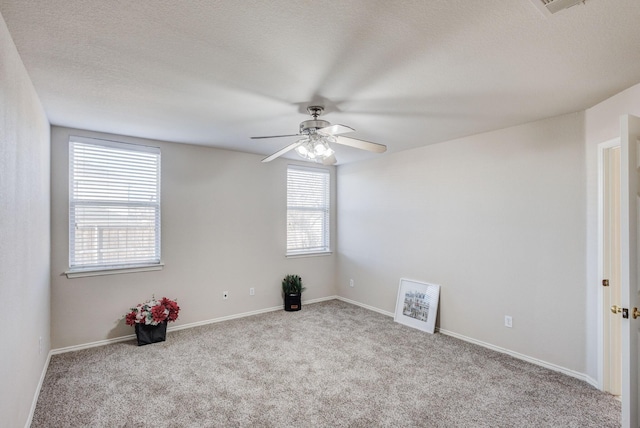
[287,165,330,256]
[68,136,161,275]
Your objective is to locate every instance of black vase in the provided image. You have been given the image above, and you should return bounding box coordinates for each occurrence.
[135,321,168,346]
[284,293,301,311]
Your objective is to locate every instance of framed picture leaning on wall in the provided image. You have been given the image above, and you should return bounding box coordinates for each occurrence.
[394,278,441,334]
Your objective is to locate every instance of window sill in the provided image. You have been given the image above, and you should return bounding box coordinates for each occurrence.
[286,251,333,259]
[65,263,165,279]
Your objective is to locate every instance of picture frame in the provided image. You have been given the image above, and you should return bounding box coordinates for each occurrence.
[394,278,440,334]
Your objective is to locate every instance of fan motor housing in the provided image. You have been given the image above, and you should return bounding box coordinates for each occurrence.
[300,119,330,134]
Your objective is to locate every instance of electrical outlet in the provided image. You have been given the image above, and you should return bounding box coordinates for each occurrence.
[349,279,354,287]
[250,288,255,296]
[223,291,229,300]
[504,315,513,328]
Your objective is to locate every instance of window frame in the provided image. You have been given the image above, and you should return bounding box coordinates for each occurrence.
[286,164,331,257]
[66,136,162,278]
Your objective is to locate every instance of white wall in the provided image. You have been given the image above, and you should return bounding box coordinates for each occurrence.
[336,112,587,373]
[0,12,51,428]
[50,126,337,349]
[584,82,640,382]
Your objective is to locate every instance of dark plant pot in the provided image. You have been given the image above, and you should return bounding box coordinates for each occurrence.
[135,321,168,346]
[284,293,301,311]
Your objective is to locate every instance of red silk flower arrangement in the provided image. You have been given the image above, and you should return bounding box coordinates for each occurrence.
[125,296,180,326]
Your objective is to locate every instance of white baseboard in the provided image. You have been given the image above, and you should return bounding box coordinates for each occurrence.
[436,328,593,385]
[335,296,596,387]
[335,296,395,317]
[25,351,52,428]
[51,295,339,355]
[584,375,600,390]
[29,294,598,426]
[32,295,338,425]
[165,295,338,333]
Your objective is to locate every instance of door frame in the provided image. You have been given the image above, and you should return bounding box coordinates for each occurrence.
[619,114,640,427]
[597,137,621,392]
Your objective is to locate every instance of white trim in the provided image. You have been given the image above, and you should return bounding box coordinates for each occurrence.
[285,251,333,259]
[437,328,592,384]
[69,134,160,153]
[51,334,137,355]
[597,137,621,392]
[50,295,338,355]
[585,375,600,389]
[335,296,395,317]
[28,295,595,425]
[65,263,165,278]
[286,163,333,173]
[167,295,336,333]
[25,351,52,428]
[336,296,594,384]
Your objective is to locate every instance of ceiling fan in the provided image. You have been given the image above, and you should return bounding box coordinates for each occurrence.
[252,106,387,165]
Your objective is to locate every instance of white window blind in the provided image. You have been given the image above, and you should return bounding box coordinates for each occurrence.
[287,165,330,255]
[69,137,161,272]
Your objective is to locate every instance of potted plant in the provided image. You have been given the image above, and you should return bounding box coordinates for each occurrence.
[124,296,180,346]
[282,274,305,311]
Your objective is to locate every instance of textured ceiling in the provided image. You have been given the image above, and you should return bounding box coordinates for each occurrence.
[2,0,640,164]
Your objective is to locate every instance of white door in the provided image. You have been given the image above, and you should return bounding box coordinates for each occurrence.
[620,114,640,428]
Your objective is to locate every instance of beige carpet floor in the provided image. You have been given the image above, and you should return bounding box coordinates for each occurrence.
[32,300,620,427]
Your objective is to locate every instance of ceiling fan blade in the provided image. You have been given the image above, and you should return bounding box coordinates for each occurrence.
[261,141,302,163]
[335,136,387,153]
[318,124,354,136]
[251,134,302,139]
[322,154,337,165]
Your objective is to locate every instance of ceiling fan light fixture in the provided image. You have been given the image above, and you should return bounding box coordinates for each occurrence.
[295,141,309,156]
[314,141,333,157]
[255,105,386,164]
[295,138,317,160]
[295,134,335,163]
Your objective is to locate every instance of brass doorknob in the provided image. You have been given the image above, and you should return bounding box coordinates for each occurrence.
[611,305,623,314]
[634,307,640,319]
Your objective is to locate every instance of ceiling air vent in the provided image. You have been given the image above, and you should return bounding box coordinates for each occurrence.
[530,0,586,15]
